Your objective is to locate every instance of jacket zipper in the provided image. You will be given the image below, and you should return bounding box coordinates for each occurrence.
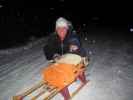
[61,42,64,55]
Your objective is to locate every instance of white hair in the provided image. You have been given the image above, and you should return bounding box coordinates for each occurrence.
[56,17,69,29]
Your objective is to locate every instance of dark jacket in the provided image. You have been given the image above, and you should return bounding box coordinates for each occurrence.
[43,25,87,60]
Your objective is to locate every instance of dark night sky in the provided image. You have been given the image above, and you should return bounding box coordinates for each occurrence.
[0,0,132,48]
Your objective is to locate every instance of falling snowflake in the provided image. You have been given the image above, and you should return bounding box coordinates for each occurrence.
[0,5,3,8]
[83,24,86,26]
[92,40,96,44]
[85,37,88,41]
[130,28,133,32]
[50,8,54,10]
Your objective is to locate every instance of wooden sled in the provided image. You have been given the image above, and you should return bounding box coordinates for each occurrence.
[13,53,89,100]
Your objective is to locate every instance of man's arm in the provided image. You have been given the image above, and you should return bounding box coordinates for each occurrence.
[43,34,59,60]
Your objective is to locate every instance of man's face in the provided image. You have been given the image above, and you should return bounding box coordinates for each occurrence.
[56,27,68,41]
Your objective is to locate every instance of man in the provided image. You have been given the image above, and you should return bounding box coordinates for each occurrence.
[43,17,89,100]
[43,17,87,61]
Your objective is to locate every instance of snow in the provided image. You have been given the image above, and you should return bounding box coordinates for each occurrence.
[0,37,48,100]
[0,29,133,100]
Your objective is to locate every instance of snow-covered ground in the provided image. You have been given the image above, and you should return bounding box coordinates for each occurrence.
[0,29,133,100]
[0,37,48,100]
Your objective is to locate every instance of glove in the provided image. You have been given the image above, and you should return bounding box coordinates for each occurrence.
[69,45,79,52]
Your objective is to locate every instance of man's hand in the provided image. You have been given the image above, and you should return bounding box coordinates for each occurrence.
[69,44,79,52]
